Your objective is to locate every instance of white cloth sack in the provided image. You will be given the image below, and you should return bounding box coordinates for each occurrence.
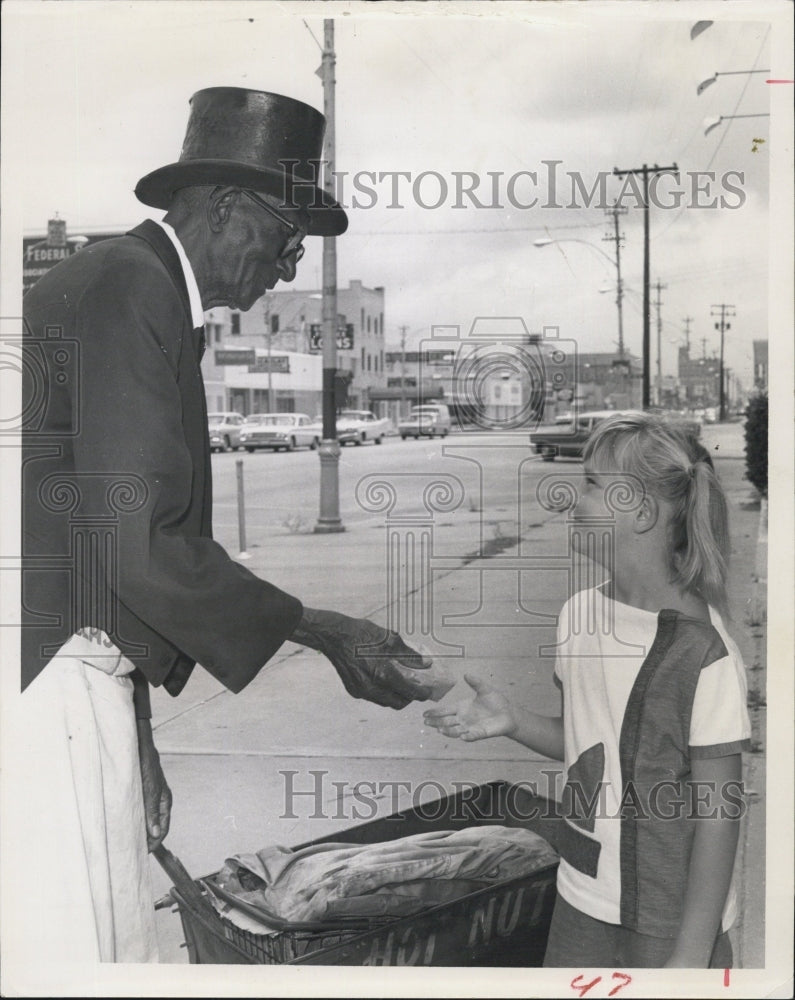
[3,641,158,963]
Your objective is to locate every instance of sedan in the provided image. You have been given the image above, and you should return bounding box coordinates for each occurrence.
[208,412,245,452]
[239,413,321,452]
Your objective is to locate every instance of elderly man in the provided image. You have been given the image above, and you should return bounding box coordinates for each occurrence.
[19,88,429,963]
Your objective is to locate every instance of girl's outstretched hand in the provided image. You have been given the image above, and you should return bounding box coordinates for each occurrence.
[422,673,516,741]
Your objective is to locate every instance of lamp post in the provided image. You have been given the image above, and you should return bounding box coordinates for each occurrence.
[315,19,344,533]
[703,113,770,137]
[533,236,625,357]
[696,68,770,96]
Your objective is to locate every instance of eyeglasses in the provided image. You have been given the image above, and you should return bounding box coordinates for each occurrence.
[240,189,306,263]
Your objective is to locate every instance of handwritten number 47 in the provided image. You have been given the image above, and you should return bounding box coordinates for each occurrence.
[571,972,632,998]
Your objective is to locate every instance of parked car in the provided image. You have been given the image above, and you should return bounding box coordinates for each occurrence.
[646,407,702,439]
[529,410,626,461]
[336,409,391,446]
[207,411,245,452]
[530,408,701,462]
[239,413,321,452]
[398,404,452,440]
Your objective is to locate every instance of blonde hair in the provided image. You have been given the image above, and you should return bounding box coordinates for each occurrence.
[583,413,730,616]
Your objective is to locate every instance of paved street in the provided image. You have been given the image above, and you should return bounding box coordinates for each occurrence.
[149,421,767,967]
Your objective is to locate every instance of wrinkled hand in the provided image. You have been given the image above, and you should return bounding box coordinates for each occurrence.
[136,719,173,852]
[423,673,515,741]
[291,608,432,709]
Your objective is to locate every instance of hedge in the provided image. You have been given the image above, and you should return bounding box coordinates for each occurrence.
[744,392,768,498]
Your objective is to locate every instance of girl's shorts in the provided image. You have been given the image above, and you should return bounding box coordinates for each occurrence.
[542,894,733,968]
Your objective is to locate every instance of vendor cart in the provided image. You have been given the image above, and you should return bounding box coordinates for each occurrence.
[155,780,561,967]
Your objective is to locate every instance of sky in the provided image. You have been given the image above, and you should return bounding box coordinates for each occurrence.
[2,0,793,388]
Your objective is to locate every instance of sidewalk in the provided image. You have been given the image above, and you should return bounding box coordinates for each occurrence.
[150,422,767,966]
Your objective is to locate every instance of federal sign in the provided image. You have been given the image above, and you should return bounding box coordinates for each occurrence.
[22,231,121,295]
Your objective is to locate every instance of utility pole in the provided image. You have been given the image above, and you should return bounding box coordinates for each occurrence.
[653,280,667,406]
[603,204,627,358]
[400,325,408,420]
[711,303,735,423]
[315,19,345,533]
[613,163,678,409]
[700,337,708,361]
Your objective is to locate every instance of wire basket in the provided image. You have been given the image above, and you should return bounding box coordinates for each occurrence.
[170,884,367,964]
[155,845,383,964]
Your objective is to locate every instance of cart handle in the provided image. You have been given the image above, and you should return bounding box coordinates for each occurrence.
[152,844,218,922]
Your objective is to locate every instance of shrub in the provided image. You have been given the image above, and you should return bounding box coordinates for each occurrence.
[744,393,768,498]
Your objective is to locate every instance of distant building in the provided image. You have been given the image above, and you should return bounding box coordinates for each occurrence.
[570,351,642,411]
[678,346,721,408]
[206,280,386,415]
[380,344,641,425]
[380,349,452,423]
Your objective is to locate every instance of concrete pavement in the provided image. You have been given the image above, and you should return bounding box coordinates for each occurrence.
[149,421,767,967]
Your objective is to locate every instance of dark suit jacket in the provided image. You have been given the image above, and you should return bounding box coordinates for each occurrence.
[22,221,303,713]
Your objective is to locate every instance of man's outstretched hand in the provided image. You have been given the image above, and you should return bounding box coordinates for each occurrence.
[290,608,433,709]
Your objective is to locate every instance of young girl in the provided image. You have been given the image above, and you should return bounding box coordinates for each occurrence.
[424,412,751,968]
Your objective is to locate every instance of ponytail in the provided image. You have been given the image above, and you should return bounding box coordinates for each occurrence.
[586,413,731,616]
[675,458,730,616]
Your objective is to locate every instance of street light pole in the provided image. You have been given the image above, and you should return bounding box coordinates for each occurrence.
[703,113,770,137]
[315,18,345,533]
[533,236,625,353]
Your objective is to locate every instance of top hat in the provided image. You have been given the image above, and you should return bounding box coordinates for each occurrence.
[134,88,347,236]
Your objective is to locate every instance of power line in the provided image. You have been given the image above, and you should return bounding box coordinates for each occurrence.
[705,27,771,172]
[301,18,324,53]
[348,220,607,237]
[653,26,772,244]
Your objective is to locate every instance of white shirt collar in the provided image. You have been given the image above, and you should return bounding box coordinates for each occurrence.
[155,220,205,329]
